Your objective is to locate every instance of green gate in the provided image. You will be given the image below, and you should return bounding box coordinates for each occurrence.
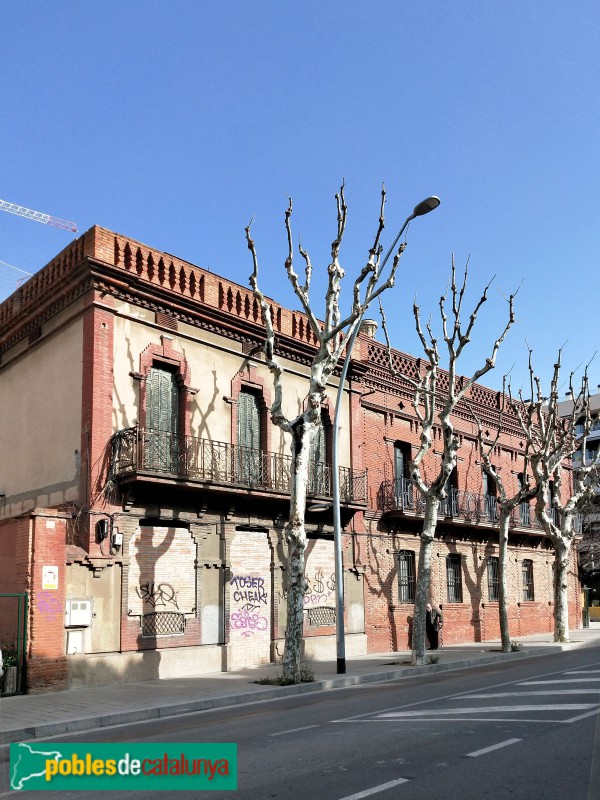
[0,593,28,696]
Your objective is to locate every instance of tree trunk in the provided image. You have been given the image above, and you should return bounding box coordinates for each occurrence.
[412,498,438,666]
[553,536,571,643]
[281,421,311,683]
[497,509,511,653]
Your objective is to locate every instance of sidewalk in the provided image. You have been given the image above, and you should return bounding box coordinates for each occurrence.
[3,626,600,744]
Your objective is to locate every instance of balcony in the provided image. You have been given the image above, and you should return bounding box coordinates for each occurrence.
[112,427,367,505]
[378,477,582,533]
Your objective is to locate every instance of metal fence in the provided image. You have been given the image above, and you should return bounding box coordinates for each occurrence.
[378,477,582,532]
[0,593,28,696]
[113,426,367,504]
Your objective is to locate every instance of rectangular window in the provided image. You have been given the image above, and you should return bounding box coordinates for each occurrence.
[446,554,463,603]
[237,390,263,485]
[394,442,412,510]
[145,366,179,473]
[522,559,534,601]
[398,550,416,603]
[308,414,330,496]
[487,556,499,602]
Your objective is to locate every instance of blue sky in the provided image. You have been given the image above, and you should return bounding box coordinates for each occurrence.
[1,1,599,394]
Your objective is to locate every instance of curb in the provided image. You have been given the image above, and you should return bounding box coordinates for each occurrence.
[1,644,583,744]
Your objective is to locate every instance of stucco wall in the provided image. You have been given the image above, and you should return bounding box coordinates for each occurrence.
[0,320,83,516]
[111,310,351,466]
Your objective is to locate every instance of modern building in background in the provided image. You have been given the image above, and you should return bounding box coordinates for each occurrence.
[0,227,581,693]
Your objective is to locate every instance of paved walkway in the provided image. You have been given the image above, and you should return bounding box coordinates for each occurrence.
[3,626,600,743]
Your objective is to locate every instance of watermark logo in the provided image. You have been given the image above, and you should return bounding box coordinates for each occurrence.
[10,742,237,791]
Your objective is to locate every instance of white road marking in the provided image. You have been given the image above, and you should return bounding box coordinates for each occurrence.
[269,724,320,736]
[466,737,522,757]
[378,704,598,717]
[565,708,600,724]
[464,690,600,697]
[519,679,600,684]
[332,661,600,723]
[342,717,568,723]
[338,777,410,799]
[565,670,600,674]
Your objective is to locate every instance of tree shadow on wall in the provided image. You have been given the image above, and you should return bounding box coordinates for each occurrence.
[359,518,405,652]
[131,525,178,679]
[458,538,491,643]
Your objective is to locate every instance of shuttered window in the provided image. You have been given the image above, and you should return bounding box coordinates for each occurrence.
[308,415,328,495]
[237,390,262,484]
[147,367,179,434]
[145,367,179,472]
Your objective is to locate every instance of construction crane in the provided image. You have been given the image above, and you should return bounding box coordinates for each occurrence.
[0,197,77,232]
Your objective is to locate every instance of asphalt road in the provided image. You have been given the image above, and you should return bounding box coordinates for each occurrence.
[2,647,600,799]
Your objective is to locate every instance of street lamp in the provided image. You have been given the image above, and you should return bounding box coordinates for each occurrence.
[331,195,440,674]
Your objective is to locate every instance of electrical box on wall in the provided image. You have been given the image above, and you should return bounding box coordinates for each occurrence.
[65,599,92,627]
[66,629,84,655]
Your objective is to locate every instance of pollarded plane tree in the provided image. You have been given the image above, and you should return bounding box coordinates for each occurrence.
[470,382,536,653]
[380,260,515,665]
[246,185,414,683]
[513,349,599,642]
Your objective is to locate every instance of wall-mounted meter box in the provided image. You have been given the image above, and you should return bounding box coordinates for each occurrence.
[66,629,84,654]
[65,599,93,627]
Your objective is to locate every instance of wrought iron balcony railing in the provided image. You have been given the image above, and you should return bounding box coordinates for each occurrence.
[112,427,367,504]
[378,477,582,533]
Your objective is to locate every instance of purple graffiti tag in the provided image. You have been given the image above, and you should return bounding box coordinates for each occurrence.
[230,609,268,632]
[36,591,63,620]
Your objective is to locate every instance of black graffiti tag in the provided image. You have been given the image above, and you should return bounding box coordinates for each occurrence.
[230,575,268,607]
[136,582,179,609]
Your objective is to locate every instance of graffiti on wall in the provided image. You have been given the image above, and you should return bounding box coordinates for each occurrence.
[135,582,179,610]
[36,591,63,620]
[279,568,335,610]
[304,568,335,608]
[229,574,268,637]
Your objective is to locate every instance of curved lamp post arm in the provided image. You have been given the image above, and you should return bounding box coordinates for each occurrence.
[331,195,440,674]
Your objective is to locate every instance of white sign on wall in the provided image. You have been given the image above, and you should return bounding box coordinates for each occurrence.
[42,566,59,590]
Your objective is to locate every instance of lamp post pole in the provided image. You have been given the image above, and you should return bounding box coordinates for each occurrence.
[331,195,440,674]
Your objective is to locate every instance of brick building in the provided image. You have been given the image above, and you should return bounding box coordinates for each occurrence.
[0,226,580,692]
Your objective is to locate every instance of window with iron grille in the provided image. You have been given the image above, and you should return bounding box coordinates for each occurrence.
[398,550,416,603]
[487,556,499,602]
[446,554,463,603]
[522,559,534,601]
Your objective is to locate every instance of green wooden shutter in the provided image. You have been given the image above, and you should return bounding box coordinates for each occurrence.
[238,391,261,484]
[147,367,178,434]
[308,416,326,495]
[146,367,179,472]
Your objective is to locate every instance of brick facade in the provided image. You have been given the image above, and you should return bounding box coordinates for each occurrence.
[0,224,581,691]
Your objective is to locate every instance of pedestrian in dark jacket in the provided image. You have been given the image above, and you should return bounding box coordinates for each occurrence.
[425,602,443,650]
